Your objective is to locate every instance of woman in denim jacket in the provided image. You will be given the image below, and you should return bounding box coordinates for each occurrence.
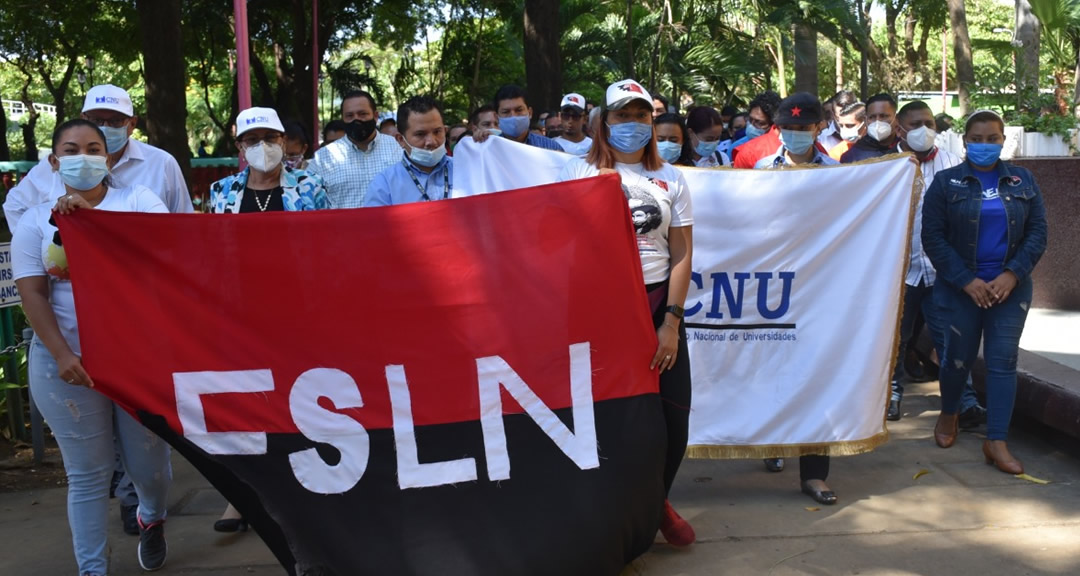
[921,110,1047,473]
[210,107,329,213]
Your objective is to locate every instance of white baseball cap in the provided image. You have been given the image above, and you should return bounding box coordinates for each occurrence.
[605,79,652,111]
[235,107,285,137]
[82,84,134,117]
[560,93,586,111]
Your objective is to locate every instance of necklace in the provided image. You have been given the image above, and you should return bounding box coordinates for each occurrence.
[253,189,273,211]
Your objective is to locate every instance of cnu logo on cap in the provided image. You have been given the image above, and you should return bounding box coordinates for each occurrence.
[245,116,270,125]
[95,96,123,104]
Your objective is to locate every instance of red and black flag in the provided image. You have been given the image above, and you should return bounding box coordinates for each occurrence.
[59,175,667,576]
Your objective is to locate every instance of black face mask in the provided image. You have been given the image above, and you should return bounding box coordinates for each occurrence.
[547,129,563,139]
[345,118,377,143]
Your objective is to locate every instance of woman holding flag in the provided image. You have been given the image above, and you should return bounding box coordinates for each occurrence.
[557,79,696,547]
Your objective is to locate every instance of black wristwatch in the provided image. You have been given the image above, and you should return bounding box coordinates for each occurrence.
[665,304,684,319]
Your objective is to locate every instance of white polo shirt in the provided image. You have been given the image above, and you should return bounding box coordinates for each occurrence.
[3,138,192,231]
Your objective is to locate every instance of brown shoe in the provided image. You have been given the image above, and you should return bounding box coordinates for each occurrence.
[934,412,959,448]
[982,440,1024,475]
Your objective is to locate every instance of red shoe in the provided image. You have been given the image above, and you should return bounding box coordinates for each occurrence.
[659,500,695,547]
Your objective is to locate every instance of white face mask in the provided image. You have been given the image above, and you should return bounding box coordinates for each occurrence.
[903,126,937,152]
[867,120,893,142]
[244,142,284,173]
[406,141,447,168]
[839,123,863,142]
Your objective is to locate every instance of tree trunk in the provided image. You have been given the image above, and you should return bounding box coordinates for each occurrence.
[903,12,919,77]
[886,1,901,58]
[1015,0,1041,111]
[793,23,818,95]
[1073,37,1080,116]
[19,78,39,162]
[469,5,488,109]
[523,0,562,118]
[0,105,10,162]
[136,0,191,186]
[947,0,975,116]
[625,0,634,78]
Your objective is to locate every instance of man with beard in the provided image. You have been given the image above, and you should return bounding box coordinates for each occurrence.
[308,90,400,208]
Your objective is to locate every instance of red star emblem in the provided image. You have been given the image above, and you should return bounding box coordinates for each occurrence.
[620,83,644,94]
[791,106,802,117]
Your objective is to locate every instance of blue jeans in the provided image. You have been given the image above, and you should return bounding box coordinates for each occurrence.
[30,341,171,575]
[893,280,978,411]
[935,277,1032,440]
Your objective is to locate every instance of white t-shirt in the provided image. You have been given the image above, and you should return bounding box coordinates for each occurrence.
[12,185,168,355]
[557,157,693,284]
[553,136,593,157]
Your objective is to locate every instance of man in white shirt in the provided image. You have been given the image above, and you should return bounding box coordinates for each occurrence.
[307,90,400,208]
[552,93,593,157]
[4,84,193,231]
[889,100,984,425]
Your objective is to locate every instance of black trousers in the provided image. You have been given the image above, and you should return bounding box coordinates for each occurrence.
[800,455,830,482]
[649,284,692,496]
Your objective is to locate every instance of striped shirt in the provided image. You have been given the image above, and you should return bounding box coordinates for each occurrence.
[308,132,400,209]
[903,145,962,286]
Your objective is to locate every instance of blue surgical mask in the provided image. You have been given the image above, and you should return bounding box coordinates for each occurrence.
[694,138,719,158]
[606,122,653,153]
[407,142,447,168]
[100,125,129,154]
[780,129,817,155]
[57,154,109,190]
[498,115,530,139]
[657,141,682,163]
[966,142,1002,167]
[745,124,767,139]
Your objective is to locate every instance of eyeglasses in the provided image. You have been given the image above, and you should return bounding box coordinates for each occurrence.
[86,117,129,128]
[560,111,582,120]
[749,118,771,129]
[238,133,283,148]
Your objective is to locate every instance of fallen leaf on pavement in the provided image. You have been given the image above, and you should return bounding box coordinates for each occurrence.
[913,469,931,480]
[1015,473,1049,484]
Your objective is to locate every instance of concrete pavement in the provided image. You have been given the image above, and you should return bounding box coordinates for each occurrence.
[2,379,1079,575]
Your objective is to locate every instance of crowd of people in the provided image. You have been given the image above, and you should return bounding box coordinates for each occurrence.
[2,75,1047,574]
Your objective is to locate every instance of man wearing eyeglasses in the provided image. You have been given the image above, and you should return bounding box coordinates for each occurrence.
[4,84,193,231]
[552,93,593,157]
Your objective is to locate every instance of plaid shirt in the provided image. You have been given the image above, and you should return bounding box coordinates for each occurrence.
[308,131,400,208]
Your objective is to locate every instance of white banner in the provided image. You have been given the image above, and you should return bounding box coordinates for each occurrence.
[452,139,918,458]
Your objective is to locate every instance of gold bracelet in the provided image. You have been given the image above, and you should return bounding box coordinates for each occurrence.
[663,321,678,331]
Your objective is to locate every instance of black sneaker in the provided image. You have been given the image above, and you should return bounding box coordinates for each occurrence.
[958,405,988,429]
[764,458,785,472]
[137,517,167,571]
[121,504,140,536]
[887,399,902,421]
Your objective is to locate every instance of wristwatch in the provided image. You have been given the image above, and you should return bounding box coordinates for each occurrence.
[665,304,684,319]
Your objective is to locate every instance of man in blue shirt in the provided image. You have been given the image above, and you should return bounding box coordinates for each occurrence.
[364,96,453,207]
[471,85,564,152]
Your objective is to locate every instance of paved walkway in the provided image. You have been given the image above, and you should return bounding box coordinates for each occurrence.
[1020,308,1080,371]
[2,379,1078,575]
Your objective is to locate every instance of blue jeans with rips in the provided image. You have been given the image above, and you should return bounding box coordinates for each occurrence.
[934,277,1032,440]
[29,340,171,575]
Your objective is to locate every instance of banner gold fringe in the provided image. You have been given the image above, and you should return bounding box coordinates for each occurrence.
[685,430,890,460]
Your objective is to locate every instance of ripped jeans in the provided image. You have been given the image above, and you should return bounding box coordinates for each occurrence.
[30,340,171,575]
[935,276,1032,441]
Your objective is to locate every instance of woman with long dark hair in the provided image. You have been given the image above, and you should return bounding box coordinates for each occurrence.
[557,79,695,547]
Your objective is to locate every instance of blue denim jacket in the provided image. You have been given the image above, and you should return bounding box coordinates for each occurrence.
[921,160,1048,290]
